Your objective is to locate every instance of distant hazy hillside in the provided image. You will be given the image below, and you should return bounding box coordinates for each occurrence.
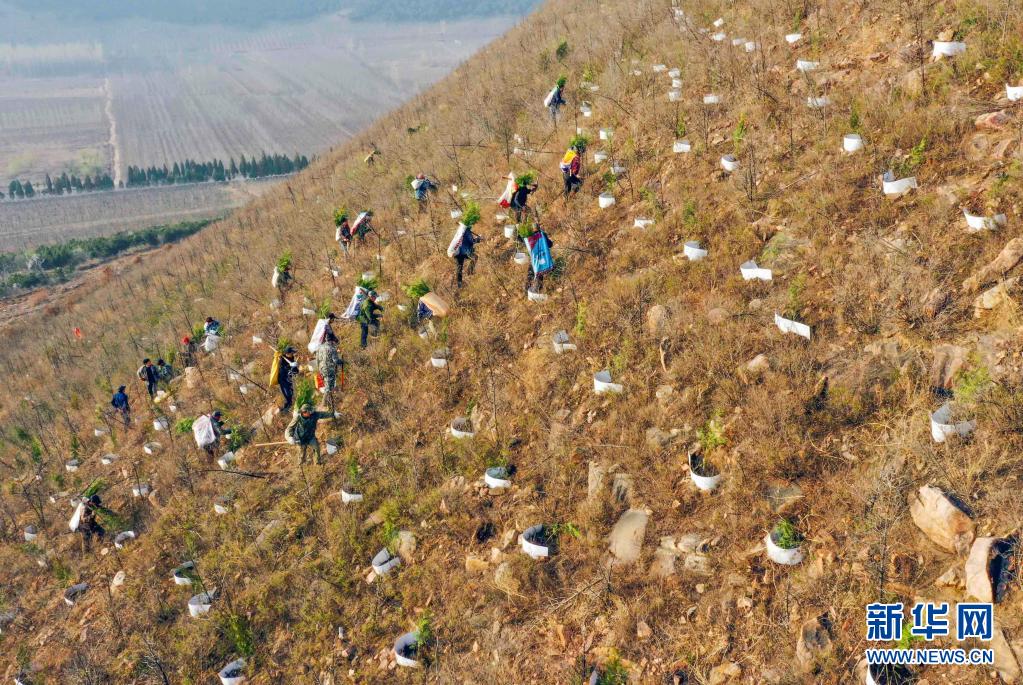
[4,0,540,25]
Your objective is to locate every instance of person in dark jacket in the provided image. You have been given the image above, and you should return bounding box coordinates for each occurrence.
[156,359,174,386]
[285,403,340,466]
[79,494,106,553]
[353,211,376,245]
[138,358,158,399]
[202,410,232,460]
[357,292,383,349]
[111,385,130,426]
[412,173,437,204]
[278,346,300,411]
[523,229,554,295]
[454,225,481,287]
[511,179,538,223]
[335,211,352,258]
[547,77,567,122]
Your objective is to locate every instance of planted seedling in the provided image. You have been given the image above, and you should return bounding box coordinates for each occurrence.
[765,517,806,564]
[771,519,803,549]
[732,114,747,156]
[569,134,590,152]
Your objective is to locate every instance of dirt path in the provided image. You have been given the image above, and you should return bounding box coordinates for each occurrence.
[104,77,123,187]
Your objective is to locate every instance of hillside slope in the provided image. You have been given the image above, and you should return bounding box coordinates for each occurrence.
[3,0,1023,683]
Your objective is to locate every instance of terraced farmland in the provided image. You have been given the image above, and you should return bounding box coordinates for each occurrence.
[0,179,279,250]
[109,15,511,172]
[0,76,110,180]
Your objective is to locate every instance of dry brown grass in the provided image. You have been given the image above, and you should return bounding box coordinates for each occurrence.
[2,0,1023,682]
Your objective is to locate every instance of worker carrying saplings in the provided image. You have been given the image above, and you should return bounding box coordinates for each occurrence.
[544,76,567,122]
[561,135,587,197]
[446,200,483,288]
[357,292,383,349]
[285,403,341,466]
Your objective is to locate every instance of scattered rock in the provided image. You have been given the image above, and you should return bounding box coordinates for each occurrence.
[760,231,810,271]
[963,132,992,162]
[676,533,710,553]
[255,519,284,547]
[930,344,967,390]
[708,661,742,684]
[921,286,951,319]
[992,628,1022,683]
[965,537,997,602]
[396,530,416,559]
[993,137,1017,160]
[973,278,1018,318]
[900,65,926,96]
[611,472,634,504]
[608,508,648,565]
[361,508,385,532]
[587,461,607,502]
[896,42,924,64]
[110,571,126,593]
[646,305,672,336]
[746,354,770,374]
[650,538,680,578]
[965,536,1014,603]
[636,620,652,640]
[976,110,1012,131]
[646,426,680,450]
[908,485,975,554]
[465,555,489,574]
[934,564,965,589]
[796,615,833,673]
[184,366,200,389]
[962,237,1023,293]
[494,561,520,595]
[765,483,804,514]
[682,553,712,575]
[548,419,569,451]
[497,528,516,549]
[707,307,729,325]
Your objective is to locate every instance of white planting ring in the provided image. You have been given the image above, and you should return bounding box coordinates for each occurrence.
[739,260,772,281]
[683,241,708,261]
[593,370,624,394]
[930,403,976,443]
[963,209,1007,232]
[932,41,966,58]
[882,171,918,196]
[774,313,811,339]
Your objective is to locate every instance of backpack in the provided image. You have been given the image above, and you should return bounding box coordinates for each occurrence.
[560,149,576,173]
[544,86,559,107]
[137,365,147,381]
[524,230,555,276]
[446,224,467,258]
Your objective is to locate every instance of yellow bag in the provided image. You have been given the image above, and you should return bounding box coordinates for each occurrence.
[268,351,281,386]
[560,149,577,169]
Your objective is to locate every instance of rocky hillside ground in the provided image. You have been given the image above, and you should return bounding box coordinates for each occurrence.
[2,0,1023,682]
